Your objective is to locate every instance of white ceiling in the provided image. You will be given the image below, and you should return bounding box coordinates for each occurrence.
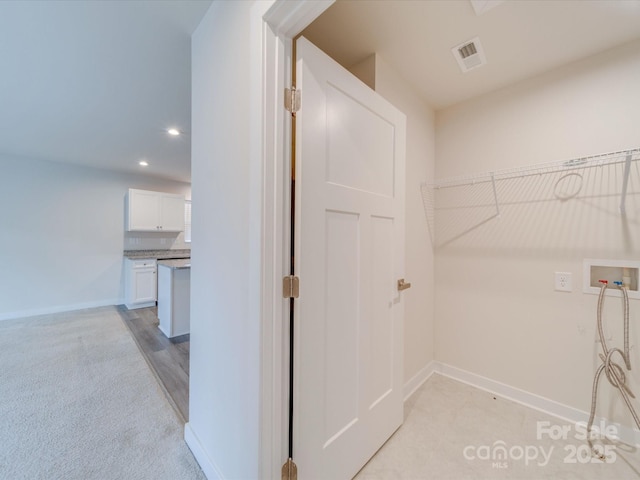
[0,0,211,183]
[302,0,640,109]
[1,1,639,183]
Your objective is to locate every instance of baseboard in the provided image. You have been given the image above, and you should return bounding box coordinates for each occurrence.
[0,298,122,322]
[434,361,640,448]
[403,360,437,402]
[184,422,225,480]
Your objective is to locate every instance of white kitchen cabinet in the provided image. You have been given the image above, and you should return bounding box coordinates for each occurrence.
[126,188,185,232]
[159,194,186,231]
[124,258,157,309]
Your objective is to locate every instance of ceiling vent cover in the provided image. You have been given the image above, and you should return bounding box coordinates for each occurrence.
[452,36,487,73]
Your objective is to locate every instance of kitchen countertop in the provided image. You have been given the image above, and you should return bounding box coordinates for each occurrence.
[157,259,191,269]
[123,249,191,260]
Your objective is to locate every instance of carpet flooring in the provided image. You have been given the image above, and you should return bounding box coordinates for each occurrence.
[0,306,204,480]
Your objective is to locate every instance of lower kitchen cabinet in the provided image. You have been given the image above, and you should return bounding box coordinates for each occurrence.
[124,258,157,309]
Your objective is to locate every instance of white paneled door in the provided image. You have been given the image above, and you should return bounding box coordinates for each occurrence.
[294,37,407,480]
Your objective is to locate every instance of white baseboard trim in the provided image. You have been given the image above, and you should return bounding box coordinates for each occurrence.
[185,422,225,480]
[434,362,640,448]
[403,360,437,402]
[0,298,122,322]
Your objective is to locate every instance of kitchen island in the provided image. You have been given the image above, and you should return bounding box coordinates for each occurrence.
[157,259,191,338]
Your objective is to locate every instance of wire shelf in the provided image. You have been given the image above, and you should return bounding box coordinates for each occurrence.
[421,147,640,247]
[426,148,640,189]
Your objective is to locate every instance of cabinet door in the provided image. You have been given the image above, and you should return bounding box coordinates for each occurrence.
[128,189,161,231]
[132,268,157,303]
[160,194,185,232]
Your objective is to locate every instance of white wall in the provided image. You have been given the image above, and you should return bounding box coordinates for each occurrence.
[0,155,190,320]
[434,39,640,428]
[351,54,436,386]
[188,1,263,478]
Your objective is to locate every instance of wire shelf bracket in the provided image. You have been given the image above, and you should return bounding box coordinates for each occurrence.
[621,153,633,215]
[490,172,500,218]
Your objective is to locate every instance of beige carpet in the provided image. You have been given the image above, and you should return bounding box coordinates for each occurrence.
[0,306,205,480]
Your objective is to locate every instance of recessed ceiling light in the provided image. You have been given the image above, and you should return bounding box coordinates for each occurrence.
[167,128,180,136]
[139,160,149,167]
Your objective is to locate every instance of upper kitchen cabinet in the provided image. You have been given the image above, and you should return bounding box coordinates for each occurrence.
[126,188,185,232]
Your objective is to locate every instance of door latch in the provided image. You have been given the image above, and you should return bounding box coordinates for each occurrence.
[397,278,411,291]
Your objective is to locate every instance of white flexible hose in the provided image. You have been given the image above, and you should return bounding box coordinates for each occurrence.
[587,283,638,459]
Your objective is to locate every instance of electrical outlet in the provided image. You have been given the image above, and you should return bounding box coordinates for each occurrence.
[555,272,572,292]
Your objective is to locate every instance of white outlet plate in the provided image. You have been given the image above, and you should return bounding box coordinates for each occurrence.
[555,272,572,292]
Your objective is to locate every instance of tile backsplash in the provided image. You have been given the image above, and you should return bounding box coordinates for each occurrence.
[124,231,190,251]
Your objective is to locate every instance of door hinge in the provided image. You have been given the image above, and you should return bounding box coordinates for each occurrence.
[283,275,300,299]
[282,458,297,480]
[284,87,300,114]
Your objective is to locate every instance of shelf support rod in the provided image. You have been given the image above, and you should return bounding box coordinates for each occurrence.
[620,154,632,215]
[491,172,500,217]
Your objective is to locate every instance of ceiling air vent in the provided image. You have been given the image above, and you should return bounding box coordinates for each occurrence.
[452,36,487,73]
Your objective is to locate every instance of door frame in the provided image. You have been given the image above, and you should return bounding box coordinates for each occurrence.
[253,1,335,478]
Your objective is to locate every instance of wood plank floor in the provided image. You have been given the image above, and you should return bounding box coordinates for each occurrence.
[117,305,189,422]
